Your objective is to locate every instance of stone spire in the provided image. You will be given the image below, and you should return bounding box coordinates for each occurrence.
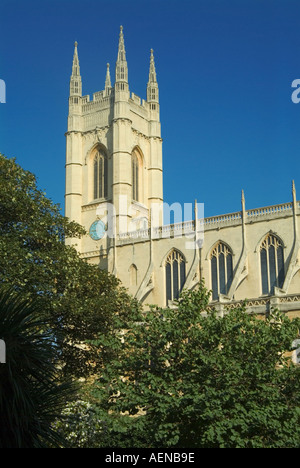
[115,25,128,87]
[70,41,82,96]
[148,49,157,84]
[292,180,298,218]
[241,189,245,211]
[292,180,297,201]
[105,63,111,92]
[72,41,80,76]
[147,49,159,104]
[117,26,126,62]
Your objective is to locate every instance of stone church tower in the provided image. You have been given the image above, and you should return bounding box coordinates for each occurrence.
[65,28,300,344]
[65,27,163,273]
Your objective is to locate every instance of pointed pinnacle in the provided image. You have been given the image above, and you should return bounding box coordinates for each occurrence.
[292,180,297,199]
[117,25,126,62]
[148,48,157,84]
[105,63,111,89]
[72,41,80,76]
[241,189,246,212]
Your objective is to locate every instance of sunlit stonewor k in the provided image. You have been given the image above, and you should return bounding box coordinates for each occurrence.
[65,27,300,317]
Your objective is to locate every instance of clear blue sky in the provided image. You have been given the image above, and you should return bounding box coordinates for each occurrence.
[1,0,300,218]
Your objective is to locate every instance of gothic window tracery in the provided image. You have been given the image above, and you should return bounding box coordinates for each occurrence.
[93,149,108,200]
[210,242,233,300]
[165,250,186,304]
[260,234,285,295]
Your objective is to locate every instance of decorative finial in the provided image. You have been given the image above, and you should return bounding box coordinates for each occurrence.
[116,24,127,65]
[148,47,157,85]
[70,39,82,95]
[105,62,112,90]
[292,181,297,215]
[241,189,246,212]
[292,180,297,199]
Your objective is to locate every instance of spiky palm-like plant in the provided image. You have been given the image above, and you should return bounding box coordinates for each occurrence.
[0,288,75,448]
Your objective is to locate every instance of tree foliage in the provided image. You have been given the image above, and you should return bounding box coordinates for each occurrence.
[0,287,76,448]
[0,154,136,377]
[52,400,104,448]
[98,282,300,448]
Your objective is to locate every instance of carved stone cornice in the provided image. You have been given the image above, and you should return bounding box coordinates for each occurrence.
[65,130,83,136]
[81,126,110,141]
[131,127,149,142]
[112,117,133,125]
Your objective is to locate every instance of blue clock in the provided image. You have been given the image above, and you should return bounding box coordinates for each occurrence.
[89,220,106,240]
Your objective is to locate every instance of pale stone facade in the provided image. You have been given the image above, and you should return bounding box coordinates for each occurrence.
[65,27,300,319]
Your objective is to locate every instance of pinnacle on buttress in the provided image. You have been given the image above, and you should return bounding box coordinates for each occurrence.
[117,25,126,64]
[105,63,111,90]
[70,41,82,96]
[147,48,159,103]
[292,180,297,206]
[241,189,246,214]
[115,25,128,82]
[71,41,80,77]
[148,49,157,84]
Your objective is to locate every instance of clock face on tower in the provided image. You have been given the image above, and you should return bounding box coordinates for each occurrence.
[89,220,106,240]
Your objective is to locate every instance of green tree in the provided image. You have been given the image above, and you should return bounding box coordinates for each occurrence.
[98,282,300,448]
[0,154,136,377]
[0,287,75,448]
[52,400,104,448]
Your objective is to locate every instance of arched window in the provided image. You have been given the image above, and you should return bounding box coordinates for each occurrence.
[129,264,138,286]
[260,234,285,295]
[132,151,139,202]
[211,242,233,301]
[93,149,107,200]
[165,250,186,304]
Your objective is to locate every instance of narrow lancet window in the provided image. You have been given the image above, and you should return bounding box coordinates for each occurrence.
[210,242,233,300]
[132,152,139,202]
[94,150,107,200]
[129,264,138,286]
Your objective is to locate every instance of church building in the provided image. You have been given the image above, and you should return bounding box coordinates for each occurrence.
[65,27,300,319]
